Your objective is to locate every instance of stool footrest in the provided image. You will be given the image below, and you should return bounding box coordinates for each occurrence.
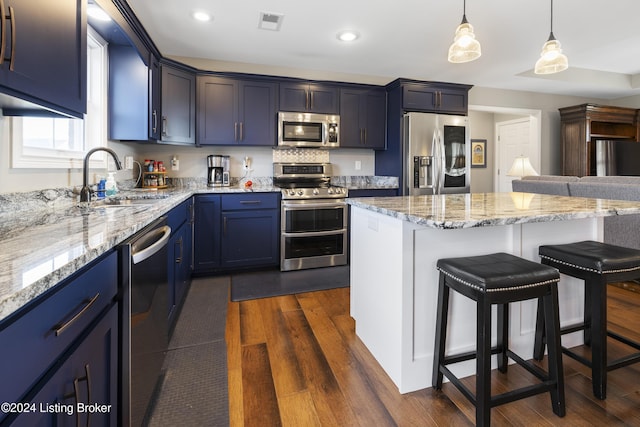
[560,322,588,336]
[608,353,640,371]
[443,347,503,365]
[608,331,640,351]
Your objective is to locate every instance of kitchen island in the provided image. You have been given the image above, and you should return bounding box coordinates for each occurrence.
[347,192,640,393]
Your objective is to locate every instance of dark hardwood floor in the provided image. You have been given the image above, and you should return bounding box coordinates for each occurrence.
[226,284,640,426]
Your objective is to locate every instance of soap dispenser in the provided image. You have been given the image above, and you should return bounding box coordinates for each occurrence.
[105,172,118,196]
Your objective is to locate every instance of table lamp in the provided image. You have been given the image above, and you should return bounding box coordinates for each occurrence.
[507,156,539,177]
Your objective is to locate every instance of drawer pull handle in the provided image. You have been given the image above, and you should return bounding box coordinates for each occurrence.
[239,200,261,205]
[64,364,92,427]
[53,293,100,337]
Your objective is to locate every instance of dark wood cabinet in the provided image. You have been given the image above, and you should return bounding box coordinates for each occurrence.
[197,76,278,146]
[279,82,339,114]
[109,45,160,141]
[340,88,386,149]
[160,64,196,145]
[560,103,639,176]
[0,0,87,117]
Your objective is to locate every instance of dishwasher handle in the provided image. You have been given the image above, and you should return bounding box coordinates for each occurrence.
[131,225,171,264]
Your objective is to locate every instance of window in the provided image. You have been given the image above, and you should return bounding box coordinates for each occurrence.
[11,27,108,169]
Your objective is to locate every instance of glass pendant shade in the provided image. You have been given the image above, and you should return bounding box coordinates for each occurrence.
[534,35,568,74]
[448,20,481,63]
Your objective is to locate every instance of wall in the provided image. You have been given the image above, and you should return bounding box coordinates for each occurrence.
[468,110,494,192]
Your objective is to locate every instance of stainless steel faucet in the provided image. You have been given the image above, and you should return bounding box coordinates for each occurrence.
[79,147,123,203]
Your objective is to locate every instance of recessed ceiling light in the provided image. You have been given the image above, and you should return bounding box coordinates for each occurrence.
[87,4,111,22]
[193,11,212,22]
[337,30,359,42]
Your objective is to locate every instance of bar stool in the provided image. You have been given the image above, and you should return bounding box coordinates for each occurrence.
[533,240,640,400]
[433,252,565,427]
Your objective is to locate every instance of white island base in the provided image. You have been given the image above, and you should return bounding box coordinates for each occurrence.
[350,206,601,394]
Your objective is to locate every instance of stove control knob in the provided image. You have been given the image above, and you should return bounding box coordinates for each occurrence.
[297,190,304,196]
[312,188,319,195]
[288,189,296,196]
[328,188,333,194]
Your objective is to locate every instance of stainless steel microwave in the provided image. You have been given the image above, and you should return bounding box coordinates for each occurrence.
[277,112,340,149]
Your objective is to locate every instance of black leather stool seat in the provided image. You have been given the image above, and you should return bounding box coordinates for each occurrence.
[539,240,640,274]
[534,240,640,401]
[437,252,561,295]
[433,252,565,427]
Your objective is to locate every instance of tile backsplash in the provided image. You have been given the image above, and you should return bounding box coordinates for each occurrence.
[272,148,330,163]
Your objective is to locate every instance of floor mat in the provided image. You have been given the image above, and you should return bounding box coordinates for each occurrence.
[230,265,350,301]
[149,276,229,427]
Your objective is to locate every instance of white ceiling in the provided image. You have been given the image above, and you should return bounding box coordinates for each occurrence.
[124,0,640,100]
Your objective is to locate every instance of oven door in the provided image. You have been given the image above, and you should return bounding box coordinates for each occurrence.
[281,200,348,271]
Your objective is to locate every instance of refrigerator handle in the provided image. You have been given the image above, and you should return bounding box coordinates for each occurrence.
[432,128,440,195]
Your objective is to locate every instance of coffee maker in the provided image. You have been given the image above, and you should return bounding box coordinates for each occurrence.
[207,155,230,187]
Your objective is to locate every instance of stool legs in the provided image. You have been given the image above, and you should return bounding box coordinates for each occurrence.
[432,272,449,390]
[590,274,608,400]
[497,303,509,373]
[476,296,493,427]
[544,283,566,416]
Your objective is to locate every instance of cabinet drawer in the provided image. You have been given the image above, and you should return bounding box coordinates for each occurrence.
[0,252,118,407]
[167,197,193,231]
[221,193,280,211]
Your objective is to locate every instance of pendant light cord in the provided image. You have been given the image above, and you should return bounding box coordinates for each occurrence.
[549,0,556,41]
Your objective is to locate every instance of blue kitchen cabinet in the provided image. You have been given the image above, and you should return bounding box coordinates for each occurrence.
[279,82,339,114]
[340,87,386,149]
[197,76,278,146]
[402,82,471,115]
[160,63,196,145]
[6,305,118,427]
[167,198,194,330]
[348,189,398,197]
[220,193,280,269]
[109,45,161,141]
[193,195,221,273]
[0,0,87,117]
[0,251,118,425]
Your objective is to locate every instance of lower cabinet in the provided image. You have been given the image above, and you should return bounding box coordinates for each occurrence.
[348,189,398,198]
[0,251,119,426]
[8,306,118,427]
[167,198,194,330]
[220,200,279,269]
[193,193,280,273]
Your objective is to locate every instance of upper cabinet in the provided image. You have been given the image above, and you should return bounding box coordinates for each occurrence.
[160,63,196,145]
[0,0,86,117]
[197,76,278,146]
[340,87,386,149]
[108,45,160,141]
[401,82,471,115]
[279,82,339,114]
[560,103,639,177]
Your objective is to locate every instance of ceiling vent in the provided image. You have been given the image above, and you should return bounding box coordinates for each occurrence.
[258,12,284,31]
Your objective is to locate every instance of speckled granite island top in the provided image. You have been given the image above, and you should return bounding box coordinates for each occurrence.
[0,185,280,322]
[347,192,640,229]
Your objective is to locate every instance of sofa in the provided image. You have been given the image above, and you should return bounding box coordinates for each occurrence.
[511,175,640,249]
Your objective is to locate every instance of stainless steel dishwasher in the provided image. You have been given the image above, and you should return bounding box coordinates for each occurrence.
[120,216,171,426]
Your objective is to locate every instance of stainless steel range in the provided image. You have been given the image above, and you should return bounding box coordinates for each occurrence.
[273,163,348,271]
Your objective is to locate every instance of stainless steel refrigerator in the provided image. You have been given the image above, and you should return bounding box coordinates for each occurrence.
[403,112,470,195]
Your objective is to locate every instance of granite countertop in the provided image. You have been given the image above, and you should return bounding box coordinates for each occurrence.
[0,184,280,322]
[347,192,640,229]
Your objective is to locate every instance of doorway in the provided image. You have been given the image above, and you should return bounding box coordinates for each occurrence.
[469,105,541,193]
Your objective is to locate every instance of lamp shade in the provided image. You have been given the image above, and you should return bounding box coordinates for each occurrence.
[448,22,481,63]
[534,37,568,74]
[507,156,539,177]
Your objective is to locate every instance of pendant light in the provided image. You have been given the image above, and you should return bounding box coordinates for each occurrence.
[534,0,568,74]
[448,0,481,63]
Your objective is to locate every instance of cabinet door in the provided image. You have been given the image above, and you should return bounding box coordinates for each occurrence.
[238,81,277,146]
[169,222,191,327]
[363,90,387,149]
[221,210,279,268]
[197,76,238,145]
[437,88,468,115]
[279,82,339,114]
[193,195,221,272]
[402,83,468,115]
[6,306,118,427]
[108,45,153,141]
[161,65,196,145]
[339,89,363,148]
[149,58,162,140]
[0,0,86,117]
